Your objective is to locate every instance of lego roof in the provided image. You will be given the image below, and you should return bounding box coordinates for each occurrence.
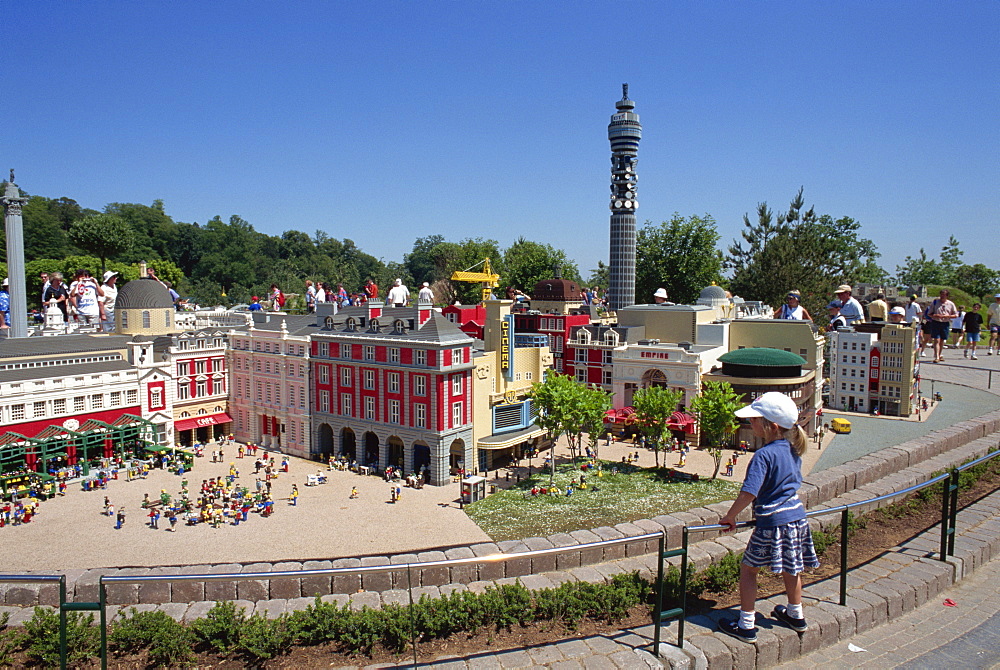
[0,334,130,360]
[719,347,806,366]
[0,359,133,384]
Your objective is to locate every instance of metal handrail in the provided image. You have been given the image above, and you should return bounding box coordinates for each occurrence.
[100,531,665,669]
[100,532,664,585]
[669,448,1000,651]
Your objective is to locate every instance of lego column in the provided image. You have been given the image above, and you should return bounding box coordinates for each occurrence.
[2,171,29,338]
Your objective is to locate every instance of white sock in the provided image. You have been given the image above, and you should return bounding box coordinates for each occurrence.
[739,610,756,629]
[786,602,804,619]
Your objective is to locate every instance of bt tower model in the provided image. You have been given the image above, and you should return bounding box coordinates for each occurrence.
[607,84,642,312]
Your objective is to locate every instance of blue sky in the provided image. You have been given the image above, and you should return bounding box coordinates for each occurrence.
[6,2,998,280]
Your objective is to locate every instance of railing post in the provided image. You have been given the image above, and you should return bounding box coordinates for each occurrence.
[59,575,67,670]
[839,508,849,606]
[679,528,689,648]
[652,534,664,654]
[99,579,108,670]
[406,562,417,669]
[948,469,960,556]
[939,474,952,560]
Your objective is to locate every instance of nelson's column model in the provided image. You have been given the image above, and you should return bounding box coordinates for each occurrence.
[607,84,642,312]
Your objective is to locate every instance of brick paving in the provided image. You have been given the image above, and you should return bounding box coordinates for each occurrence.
[781,550,1000,669]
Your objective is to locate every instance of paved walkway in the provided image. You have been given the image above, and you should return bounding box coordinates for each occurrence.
[781,553,1000,669]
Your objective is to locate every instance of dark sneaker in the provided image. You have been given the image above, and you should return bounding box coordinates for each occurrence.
[772,605,808,632]
[719,618,757,642]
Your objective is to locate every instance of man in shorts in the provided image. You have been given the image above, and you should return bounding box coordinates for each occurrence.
[988,294,1000,355]
[927,289,957,363]
[964,304,984,360]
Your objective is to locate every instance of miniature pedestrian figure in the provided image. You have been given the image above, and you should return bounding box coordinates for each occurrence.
[677,452,687,468]
[289,485,299,506]
[58,480,67,496]
[725,458,735,477]
[238,445,245,459]
[350,486,358,499]
[718,392,819,643]
[390,487,397,503]
[396,486,402,501]
[168,511,178,531]
[116,507,126,530]
[281,456,289,473]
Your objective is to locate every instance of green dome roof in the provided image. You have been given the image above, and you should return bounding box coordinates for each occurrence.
[719,347,806,367]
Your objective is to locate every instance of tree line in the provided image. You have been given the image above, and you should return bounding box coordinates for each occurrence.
[1,184,996,315]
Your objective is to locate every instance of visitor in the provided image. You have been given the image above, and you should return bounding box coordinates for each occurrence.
[867,293,888,323]
[927,289,958,363]
[964,303,983,360]
[777,291,810,320]
[718,392,819,643]
[833,285,864,325]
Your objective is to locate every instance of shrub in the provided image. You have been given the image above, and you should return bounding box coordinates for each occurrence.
[0,612,19,667]
[238,613,295,661]
[698,551,741,594]
[110,607,195,667]
[812,528,838,555]
[189,600,247,653]
[22,607,99,667]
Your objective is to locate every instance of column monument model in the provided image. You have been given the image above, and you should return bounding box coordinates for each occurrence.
[3,170,29,338]
[607,84,642,312]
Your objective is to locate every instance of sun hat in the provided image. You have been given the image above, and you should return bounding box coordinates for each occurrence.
[835,284,852,294]
[653,288,668,299]
[735,392,799,429]
[103,270,119,281]
[889,306,905,316]
[422,282,429,287]
[827,300,842,309]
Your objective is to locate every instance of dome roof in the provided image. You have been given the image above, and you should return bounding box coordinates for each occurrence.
[116,279,174,310]
[719,348,806,366]
[532,277,581,302]
[699,284,728,300]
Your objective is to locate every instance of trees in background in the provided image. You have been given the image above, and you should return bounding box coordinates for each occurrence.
[502,237,580,294]
[68,214,135,273]
[636,214,724,305]
[726,188,883,318]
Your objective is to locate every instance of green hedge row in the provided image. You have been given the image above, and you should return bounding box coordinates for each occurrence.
[0,573,649,667]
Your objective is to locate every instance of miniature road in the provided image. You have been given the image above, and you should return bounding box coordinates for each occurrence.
[779,554,1000,669]
[0,454,490,571]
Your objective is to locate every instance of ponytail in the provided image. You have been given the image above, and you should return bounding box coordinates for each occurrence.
[785,425,807,457]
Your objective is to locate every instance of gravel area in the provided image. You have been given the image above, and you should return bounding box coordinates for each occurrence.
[2,452,490,571]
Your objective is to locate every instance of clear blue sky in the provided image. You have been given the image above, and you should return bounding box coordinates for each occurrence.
[6,2,998,280]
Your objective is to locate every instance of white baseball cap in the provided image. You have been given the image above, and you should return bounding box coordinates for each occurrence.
[889,306,905,316]
[735,392,799,429]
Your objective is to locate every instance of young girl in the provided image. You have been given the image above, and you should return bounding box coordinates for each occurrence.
[718,392,819,642]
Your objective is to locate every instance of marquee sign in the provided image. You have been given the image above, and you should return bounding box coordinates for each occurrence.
[500,315,513,382]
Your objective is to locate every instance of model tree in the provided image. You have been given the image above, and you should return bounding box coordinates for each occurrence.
[631,386,684,468]
[528,373,611,484]
[690,381,742,479]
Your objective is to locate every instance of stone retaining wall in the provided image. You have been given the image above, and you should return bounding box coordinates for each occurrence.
[5,409,1000,608]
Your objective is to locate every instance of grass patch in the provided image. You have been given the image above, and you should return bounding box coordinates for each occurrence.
[465,460,740,541]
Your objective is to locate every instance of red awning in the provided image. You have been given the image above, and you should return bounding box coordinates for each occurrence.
[604,407,637,424]
[666,411,697,434]
[174,412,233,432]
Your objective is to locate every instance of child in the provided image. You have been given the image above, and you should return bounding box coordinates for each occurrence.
[719,392,819,642]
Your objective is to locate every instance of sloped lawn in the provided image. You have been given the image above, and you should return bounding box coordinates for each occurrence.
[465,461,740,541]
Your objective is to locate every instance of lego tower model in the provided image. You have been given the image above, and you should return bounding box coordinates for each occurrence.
[607,84,642,312]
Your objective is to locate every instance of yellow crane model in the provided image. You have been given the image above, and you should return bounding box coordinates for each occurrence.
[450,258,500,302]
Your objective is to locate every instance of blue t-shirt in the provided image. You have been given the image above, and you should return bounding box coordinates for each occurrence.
[741,438,806,528]
[0,289,9,324]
